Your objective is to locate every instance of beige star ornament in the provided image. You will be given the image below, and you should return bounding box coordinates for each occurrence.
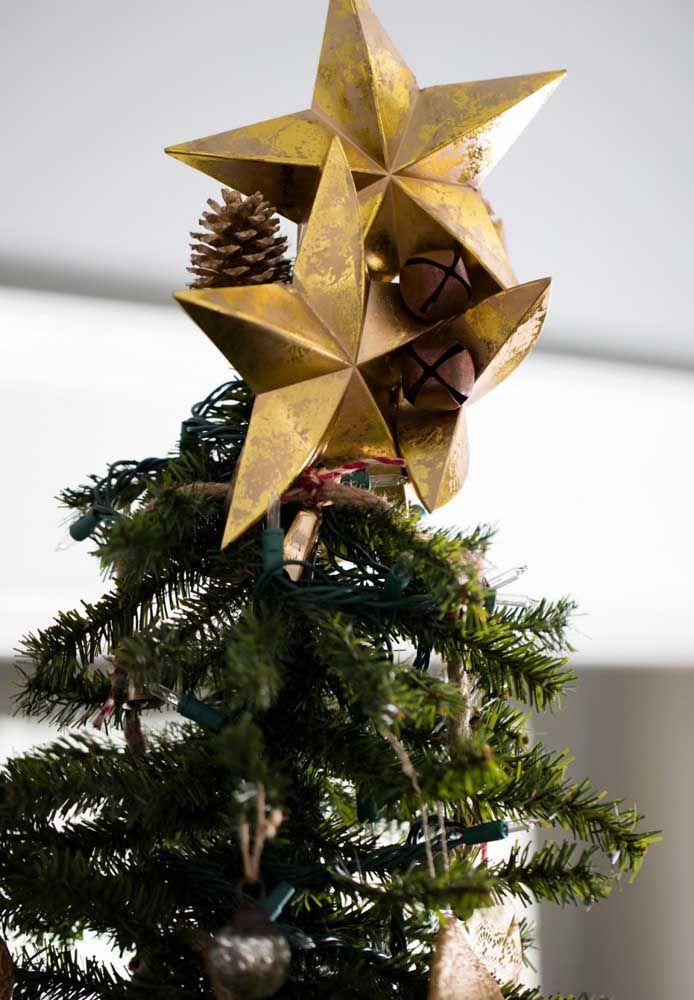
[167,0,564,284]
[175,139,551,547]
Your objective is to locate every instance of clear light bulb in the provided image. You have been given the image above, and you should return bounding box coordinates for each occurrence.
[147,683,178,708]
[55,533,77,552]
[506,819,539,834]
[486,566,528,590]
[496,594,539,610]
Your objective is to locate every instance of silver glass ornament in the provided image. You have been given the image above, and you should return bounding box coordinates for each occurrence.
[208,906,291,999]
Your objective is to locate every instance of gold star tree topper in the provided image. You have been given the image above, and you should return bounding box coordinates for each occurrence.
[167,0,564,285]
[176,139,551,547]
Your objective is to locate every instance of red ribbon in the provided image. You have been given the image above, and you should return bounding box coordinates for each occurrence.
[93,664,125,730]
[282,456,405,504]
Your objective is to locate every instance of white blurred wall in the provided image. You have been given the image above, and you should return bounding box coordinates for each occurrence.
[539,670,694,998]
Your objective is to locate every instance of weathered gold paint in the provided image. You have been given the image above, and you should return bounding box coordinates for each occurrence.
[293,139,365,359]
[166,0,564,279]
[222,371,351,547]
[398,405,470,513]
[321,370,398,463]
[450,278,552,403]
[394,178,517,288]
[170,0,562,544]
[396,279,552,510]
[394,72,566,182]
[313,0,418,169]
[177,143,552,544]
[175,284,348,394]
[358,283,433,364]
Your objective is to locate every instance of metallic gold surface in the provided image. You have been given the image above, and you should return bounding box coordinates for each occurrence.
[394,179,516,288]
[396,279,551,512]
[312,0,418,169]
[176,138,442,546]
[428,916,504,1000]
[398,404,470,514]
[223,370,352,546]
[166,0,564,282]
[358,282,432,364]
[176,284,347,394]
[452,278,552,403]
[293,136,366,359]
[395,72,566,183]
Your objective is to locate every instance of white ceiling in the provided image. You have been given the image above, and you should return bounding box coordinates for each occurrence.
[1,0,692,366]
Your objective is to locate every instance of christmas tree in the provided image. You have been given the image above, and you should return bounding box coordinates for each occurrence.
[0,3,657,998]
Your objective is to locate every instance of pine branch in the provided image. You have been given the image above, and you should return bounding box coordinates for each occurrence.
[13,948,127,1000]
[17,540,258,724]
[450,601,577,710]
[18,568,202,719]
[322,505,491,617]
[491,841,611,907]
[13,945,209,1000]
[480,742,660,874]
[0,727,263,848]
[327,858,495,921]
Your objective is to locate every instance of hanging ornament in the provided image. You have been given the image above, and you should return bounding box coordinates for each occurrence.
[128,955,149,980]
[0,937,14,1000]
[207,903,291,1000]
[167,0,564,283]
[399,328,476,412]
[465,904,524,987]
[205,785,290,999]
[399,250,471,323]
[428,916,503,1000]
[176,139,552,546]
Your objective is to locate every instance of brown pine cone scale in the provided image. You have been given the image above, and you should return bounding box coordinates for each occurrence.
[188,189,292,289]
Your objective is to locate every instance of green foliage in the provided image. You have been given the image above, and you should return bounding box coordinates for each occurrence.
[1,378,657,998]
[454,600,578,710]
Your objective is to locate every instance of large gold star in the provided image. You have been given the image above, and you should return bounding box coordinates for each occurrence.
[166,0,564,286]
[176,139,551,547]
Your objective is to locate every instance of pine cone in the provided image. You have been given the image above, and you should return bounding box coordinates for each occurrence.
[188,189,292,289]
